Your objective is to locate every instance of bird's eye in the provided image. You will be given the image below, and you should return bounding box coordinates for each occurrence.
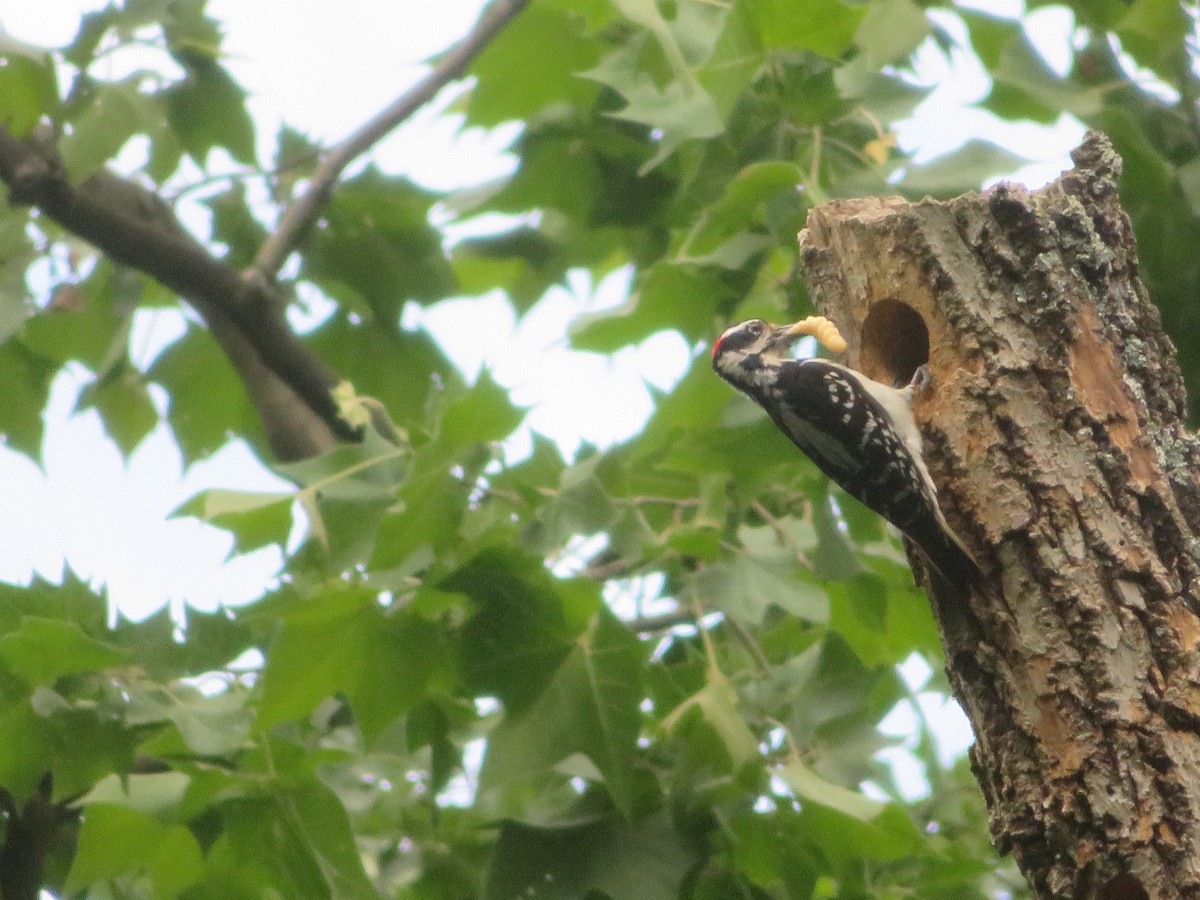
[747,320,764,335]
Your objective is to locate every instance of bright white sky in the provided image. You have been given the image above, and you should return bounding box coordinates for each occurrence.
[0,0,1091,798]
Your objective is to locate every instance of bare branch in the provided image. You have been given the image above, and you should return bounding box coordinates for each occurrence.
[0,129,354,459]
[250,0,531,282]
[628,608,697,633]
[750,500,813,568]
[579,556,644,582]
[0,774,76,900]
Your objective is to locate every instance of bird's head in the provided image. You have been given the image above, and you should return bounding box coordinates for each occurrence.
[711,319,803,384]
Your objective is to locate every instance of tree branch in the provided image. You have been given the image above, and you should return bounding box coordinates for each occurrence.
[249,0,531,282]
[0,129,355,460]
[0,775,75,900]
[628,608,698,633]
[0,0,532,462]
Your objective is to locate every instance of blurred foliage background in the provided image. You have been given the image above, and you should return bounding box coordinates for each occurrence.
[0,0,1195,897]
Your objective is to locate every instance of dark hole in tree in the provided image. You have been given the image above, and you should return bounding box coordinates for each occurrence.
[1097,872,1149,900]
[859,299,929,387]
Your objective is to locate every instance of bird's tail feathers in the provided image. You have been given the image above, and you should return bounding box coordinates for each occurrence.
[913,521,981,592]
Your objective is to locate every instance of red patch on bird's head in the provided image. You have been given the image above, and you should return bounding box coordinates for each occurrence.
[711,332,726,360]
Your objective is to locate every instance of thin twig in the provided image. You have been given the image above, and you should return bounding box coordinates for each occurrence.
[580,556,641,582]
[250,0,530,281]
[627,608,698,633]
[750,500,812,567]
[692,596,720,673]
[1178,46,1200,146]
[616,495,701,508]
[726,617,771,676]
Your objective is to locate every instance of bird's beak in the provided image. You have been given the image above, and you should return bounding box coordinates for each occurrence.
[765,321,805,352]
[779,320,815,339]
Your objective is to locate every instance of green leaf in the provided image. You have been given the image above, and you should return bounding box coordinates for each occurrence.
[255,587,449,743]
[0,40,57,136]
[724,808,820,898]
[80,368,159,456]
[695,1,761,121]
[66,804,171,892]
[165,52,256,165]
[308,313,462,430]
[276,426,405,562]
[985,28,1108,122]
[486,811,699,900]
[205,182,269,268]
[538,457,619,544]
[437,370,525,453]
[149,324,265,461]
[664,521,722,560]
[583,39,723,169]
[774,755,885,821]
[108,606,254,681]
[854,0,929,69]
[0,703,57,800]
[750,0,865,56]
[688,556,829,624]
[369,468,468,571]
[800,801,923,863]
[43,704,143,799]
[205,780,376,899]
[60,79,163,181]
[150,824,207,896]
[0,574,108,634]
[685,161,803,256]
[482,608,644,818]
[663,666,759,771]
[1112,0,1190,81]
[177,488,294,553]
[65,803,204,896]
[582,0,736,168]
[124,681,252,756]
[570,263,728,351]
[467,3,602,125]
[22,263,131,372]
[958,8,1021,71]
[1179,155,1200,219]
[608,0,695,86]
[450,547,599,712]
[835,0,930,96]
[78,771,191,817]
[63,7,121,68]
[303,168,455,322]
[901,140,1030,197]
[0,617,128,685]
[0,339,56,456]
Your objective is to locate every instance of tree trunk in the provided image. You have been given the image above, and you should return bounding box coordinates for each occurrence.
[797,131,1200,899]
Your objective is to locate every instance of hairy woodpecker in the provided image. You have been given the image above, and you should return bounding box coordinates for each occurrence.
[712,318,978,589]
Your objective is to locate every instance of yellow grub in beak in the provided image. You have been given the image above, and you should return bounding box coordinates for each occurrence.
[782,315,848,353]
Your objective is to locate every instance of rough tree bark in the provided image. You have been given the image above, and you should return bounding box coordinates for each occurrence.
[798,131,1200,899]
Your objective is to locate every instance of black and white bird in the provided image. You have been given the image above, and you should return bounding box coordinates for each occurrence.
[712,318,978,590]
